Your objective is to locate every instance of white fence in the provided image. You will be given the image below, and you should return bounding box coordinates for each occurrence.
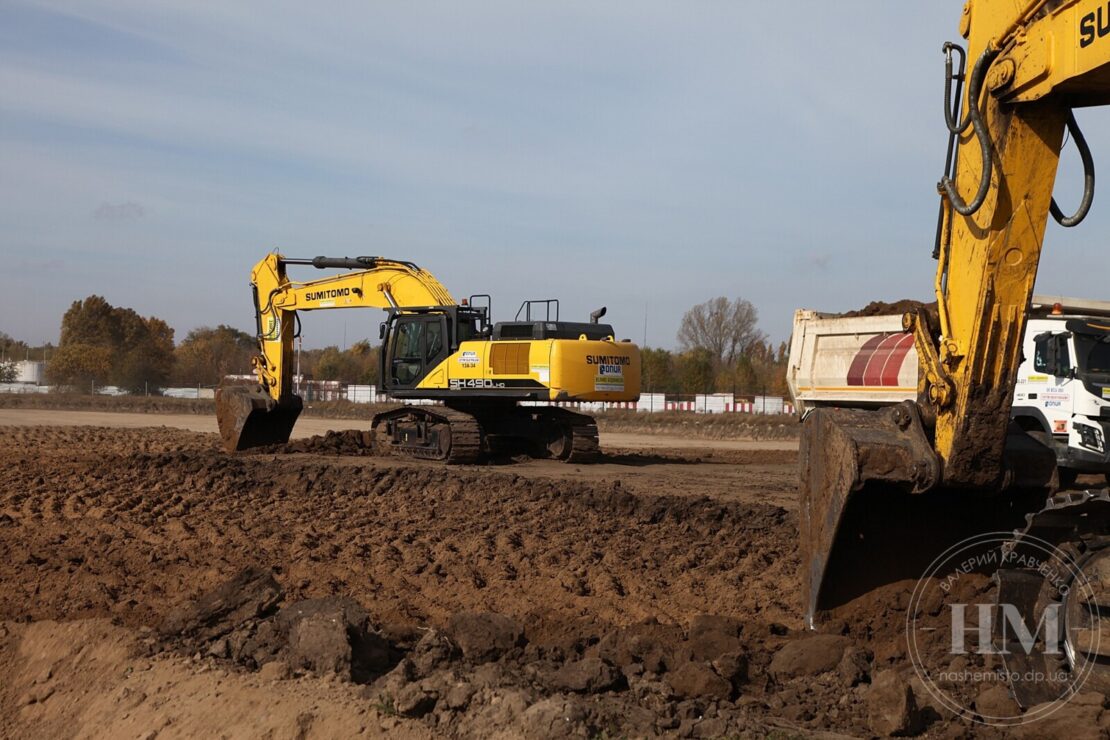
[162,387,216,400]
[521,394,792,415]
[0,383,52,394]
[0,375,793,415]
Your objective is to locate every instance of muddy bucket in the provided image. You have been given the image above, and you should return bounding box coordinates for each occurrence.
[215,385,303,452]
[800,402,1056,628]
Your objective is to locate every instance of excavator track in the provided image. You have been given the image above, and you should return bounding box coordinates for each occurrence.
[996,489,1110,708]
[567,420,600,463]
[373,406,482,464]
[373,404,602,464]
[533,407,600,463]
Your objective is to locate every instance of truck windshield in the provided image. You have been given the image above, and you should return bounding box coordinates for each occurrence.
[1075,332,1110,379]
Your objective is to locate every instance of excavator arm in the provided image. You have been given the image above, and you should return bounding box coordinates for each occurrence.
[216,253,457,451]
[803,0,1110,630]
[249,254,455,401]
[929,0,1110,488]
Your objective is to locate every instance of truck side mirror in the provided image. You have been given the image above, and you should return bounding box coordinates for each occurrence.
[379,322,387,340]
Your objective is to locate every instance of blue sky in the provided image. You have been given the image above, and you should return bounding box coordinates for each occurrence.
[3,2,1109,350]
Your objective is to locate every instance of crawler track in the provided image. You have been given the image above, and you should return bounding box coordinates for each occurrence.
[996,489,1110,707]
[536,407,600,463]
[372,405,482,464]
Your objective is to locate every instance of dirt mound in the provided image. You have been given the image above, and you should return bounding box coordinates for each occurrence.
[0,618,431,740]
[840,299,931,318]
[598,411,799,440]
[253,428,378,456]
[148,569,879,736]
[159,568,397,683]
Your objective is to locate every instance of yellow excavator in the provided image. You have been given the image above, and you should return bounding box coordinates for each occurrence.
[803,0,1110,705]
[216,254,640,463]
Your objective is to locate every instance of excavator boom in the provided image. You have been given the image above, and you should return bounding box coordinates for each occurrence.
[803,0,1110,636]
[216,254,456,451]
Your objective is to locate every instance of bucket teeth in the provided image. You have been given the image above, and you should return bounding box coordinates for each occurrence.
[215,385,302,452]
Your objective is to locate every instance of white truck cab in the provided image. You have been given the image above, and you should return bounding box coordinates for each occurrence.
[1013,297,1110,484]
[787,295,1110,485]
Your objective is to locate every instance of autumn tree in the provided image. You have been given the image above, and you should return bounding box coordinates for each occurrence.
[45,343,114,388]
[47,296,175,392]
[173,325,256,386]
[677,297,766,367]
[0,332,28,360]
[312,340,380,384]
[641,347,677,394]
[314,346,360,381]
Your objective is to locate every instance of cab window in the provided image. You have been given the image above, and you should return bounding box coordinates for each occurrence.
[426,321,443,361]
[392,320,424,385]
[1076,333,1110,377]
[1058,340,1071,374]
[1033,333,1072,377]
[1033,335,1051,373]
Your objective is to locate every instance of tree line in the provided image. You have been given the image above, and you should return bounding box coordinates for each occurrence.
[4,295,380,393]
[643,297,788,397]
[6,293,787,397]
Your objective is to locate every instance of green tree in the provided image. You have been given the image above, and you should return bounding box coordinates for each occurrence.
[115,316,175,390]
[676,348,716,395]
[641,347,676,394]
[0,332,28,360]
[173,325,257,386]
[307,341,382,384]
[348,340,381,385]
[314,346,360,381]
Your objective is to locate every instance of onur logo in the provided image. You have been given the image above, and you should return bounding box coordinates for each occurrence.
[906,532,1100,727]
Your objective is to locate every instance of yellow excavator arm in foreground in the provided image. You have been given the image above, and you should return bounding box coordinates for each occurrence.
[927,0,1110,487]
[802,0,1110,640]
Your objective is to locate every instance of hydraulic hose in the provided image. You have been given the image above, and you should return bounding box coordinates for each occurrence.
[943,43,970,134]
[940,47,999,217]
[1051,112,1095,227]
[934,42,968,260]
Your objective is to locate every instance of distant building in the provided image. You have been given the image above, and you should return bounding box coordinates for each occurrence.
[14,360,45,385]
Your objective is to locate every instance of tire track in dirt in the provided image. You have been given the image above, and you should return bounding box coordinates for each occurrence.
[0,426,800,636]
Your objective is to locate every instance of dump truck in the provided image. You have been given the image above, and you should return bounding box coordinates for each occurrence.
[788,296,1110,487]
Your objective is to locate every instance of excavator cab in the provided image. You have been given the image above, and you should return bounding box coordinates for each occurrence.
[379,302,489,392]
[385,313,448,388]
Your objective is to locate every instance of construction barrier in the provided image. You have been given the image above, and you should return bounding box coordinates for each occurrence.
[217,375,792,415]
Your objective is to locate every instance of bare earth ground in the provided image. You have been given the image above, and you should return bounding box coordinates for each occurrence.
[0,410,1106,738]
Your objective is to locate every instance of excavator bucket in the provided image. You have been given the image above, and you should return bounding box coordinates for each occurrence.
[215,385,303,452]
[800,402,940,627]
[799,401,1055,628]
